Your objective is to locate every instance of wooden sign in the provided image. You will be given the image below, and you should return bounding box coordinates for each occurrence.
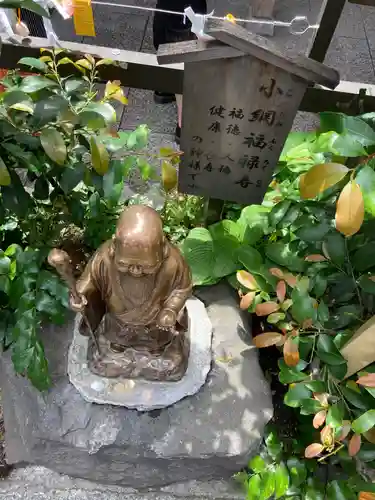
[158,20,339,204]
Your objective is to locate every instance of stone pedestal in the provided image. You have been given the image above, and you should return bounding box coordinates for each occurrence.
[0,283,273,489]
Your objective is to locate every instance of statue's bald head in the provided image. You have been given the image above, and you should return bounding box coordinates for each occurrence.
[113,205,166,275]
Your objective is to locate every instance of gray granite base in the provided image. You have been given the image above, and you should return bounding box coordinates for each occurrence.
[0,283,273,489]
[68,298,212,410]
[0,465,244,500]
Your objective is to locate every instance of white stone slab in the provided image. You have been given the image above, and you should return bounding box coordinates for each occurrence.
[68,298,213,411]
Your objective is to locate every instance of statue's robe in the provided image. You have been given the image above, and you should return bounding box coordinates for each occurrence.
[76,240,192,350]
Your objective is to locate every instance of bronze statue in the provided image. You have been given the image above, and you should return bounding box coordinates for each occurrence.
[49,205,192,381]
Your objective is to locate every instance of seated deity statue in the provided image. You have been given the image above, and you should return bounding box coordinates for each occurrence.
[69,204,192,381]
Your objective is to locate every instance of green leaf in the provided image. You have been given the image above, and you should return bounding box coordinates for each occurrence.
[20,75,57,93]
[33,176,49,200]
[247,474,261,500]
[352,410,375,434]
[133,124,148,149]
[90,136,109,175]
[265,429,283,459]
[59,163,86,193]
[9,101,34,114]
[0,156,11,186]
[266,242,306,273]
[284,383,312,408]
[0,275,10,294]
[182,228,214,285]
[278,201,299,223]
[0,251,11,275]
[286,458,307,487]
[65,77,86,94]
[17,0,49,16]
[57,57,74,66]
[326,403,344,428]
[259,471,275,500]
[237,246,263,273]
[27,340,51,391]
[356,165,375,216]
[332,132,367,157]
[278,361,307,384]
[323,232,346,265]
[291,291,317,324]
[326,480,355,500]
[313,275,328,298]
[295,221,331,242]
[103,161,124,205]
[352,243,375,272]
[249,455,266,473]
[237,205,269,245]
[81,102,116,126]
[304,380,326,392]
[358,275,375,295]
[356,444,375,462]
[320,112,375,146]
[269,200,291,227]
[326,304,362,329]
[300,398,325,415]
[12,345,34,374]
[274,462,289,499]
[317,300,329,325]
[18,57,47,72]
[305,478,325,500]
[317,334,347,366]
[40,128,67,165]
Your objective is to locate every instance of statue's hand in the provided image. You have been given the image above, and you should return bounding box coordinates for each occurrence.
[69,293,87,313]
[157,309,177,329]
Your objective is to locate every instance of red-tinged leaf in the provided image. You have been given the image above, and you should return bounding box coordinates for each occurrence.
[357,373,375,388]
[339,421,351,441]
[305,254,327,262]
[364,428,375,444]
[336,181,364,237]
[313,410,327,429]
[269,267,284,278]
[240,291,256,310]
[276,280,286,303]
[305,443,324,458]
[359,493,375,500]
[314,393,329,406]
[275,335,286,347]
[349,433,361,457]
[320,425,334,447]
[284,273,297,287]
[256,301,280,316]
[253,332,284,348]
[237,270,258,290]
[302,318,313,329]
[283,337,299,367]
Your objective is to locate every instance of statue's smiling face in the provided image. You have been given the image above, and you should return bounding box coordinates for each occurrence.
[114,240,162,277]
[112,204,167,277]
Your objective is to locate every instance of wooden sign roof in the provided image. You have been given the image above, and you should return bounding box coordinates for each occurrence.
[158,19,339,89]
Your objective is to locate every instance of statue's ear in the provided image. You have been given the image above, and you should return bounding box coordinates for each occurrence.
[109,236,115,258]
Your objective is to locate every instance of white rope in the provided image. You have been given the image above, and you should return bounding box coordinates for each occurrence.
[89,2,319,35]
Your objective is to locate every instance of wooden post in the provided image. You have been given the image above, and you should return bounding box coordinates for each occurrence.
[250,0,276,36]
[158,20,339,206]
[308,0,346,63]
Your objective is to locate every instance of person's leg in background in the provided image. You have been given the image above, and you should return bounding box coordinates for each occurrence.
[153,0,207,143]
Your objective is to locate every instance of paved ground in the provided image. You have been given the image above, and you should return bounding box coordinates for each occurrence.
[50,0,375,140]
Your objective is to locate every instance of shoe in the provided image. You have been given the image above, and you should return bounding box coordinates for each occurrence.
[175,125,181,145]
[154,91,176,104]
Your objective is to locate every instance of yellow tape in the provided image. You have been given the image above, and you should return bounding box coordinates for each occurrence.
[73,0,96,36]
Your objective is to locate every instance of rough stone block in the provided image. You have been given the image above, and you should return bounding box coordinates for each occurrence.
[0,283,272,489]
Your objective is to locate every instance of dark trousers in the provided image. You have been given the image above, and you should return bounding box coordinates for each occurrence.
[153,0,207,50]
